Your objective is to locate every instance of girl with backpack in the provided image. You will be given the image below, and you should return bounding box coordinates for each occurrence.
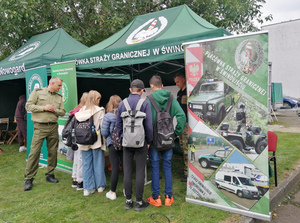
[69,92,88,191]
[101,95,123,200]
[75,90,106,197]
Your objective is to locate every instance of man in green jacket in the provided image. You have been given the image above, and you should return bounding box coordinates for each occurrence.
[146,75,186,207]
[24,76,65,191]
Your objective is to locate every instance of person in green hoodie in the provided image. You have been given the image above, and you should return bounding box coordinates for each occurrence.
[146,75,186,207]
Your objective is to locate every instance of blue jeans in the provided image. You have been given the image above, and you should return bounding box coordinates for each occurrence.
[149,147,173,198]
[81,148,106,190]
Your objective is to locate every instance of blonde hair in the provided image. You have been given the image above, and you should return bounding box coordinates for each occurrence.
[85,90,101,110]
[78,92,88,107]
[106,95,122,114]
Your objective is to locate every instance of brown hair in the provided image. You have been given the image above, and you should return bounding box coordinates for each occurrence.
[149,75,162,88]
[85,90,101,111]
[106,95,122,114]
[173,73,185,80]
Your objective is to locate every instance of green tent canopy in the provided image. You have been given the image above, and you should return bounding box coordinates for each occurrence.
[0,29,130,126]
[0,28,88,81]
[62,4,231,86]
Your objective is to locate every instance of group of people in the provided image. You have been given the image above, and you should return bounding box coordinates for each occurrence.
[23,74,189,212]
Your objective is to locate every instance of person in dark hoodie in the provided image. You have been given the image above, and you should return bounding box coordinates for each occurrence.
[116,79,153,212]
[146,75,186,207]
[15,95,27,152]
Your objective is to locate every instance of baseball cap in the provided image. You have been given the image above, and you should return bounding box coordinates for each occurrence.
[131,79,145,89]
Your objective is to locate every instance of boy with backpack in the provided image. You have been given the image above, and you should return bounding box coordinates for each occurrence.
[146,75,186,207]
[116,79,153,211]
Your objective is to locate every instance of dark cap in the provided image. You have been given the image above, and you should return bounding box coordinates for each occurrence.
[131,79,145,89]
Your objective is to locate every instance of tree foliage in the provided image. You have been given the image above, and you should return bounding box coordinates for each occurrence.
[0,0,272,60]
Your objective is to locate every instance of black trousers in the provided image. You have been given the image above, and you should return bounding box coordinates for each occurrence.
[108,144,123,192]
[123,143,147,201]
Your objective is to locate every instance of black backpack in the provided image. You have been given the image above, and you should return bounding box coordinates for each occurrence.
[147,94,175,151]
[62,115,76,147]
[110,111,122,150]
[111,126,122,150]
[74,116,97,145]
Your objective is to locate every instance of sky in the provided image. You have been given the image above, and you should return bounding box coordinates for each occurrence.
[259,0,300,28]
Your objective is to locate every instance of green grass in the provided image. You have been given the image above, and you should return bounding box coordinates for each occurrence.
[0,131,299,222]
[268,132,300,188]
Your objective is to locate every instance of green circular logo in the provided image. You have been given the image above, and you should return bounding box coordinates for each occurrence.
[28,74,43,95]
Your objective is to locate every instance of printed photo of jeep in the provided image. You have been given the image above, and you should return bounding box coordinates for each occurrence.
[198,147,233,168]
[188,79,236,124]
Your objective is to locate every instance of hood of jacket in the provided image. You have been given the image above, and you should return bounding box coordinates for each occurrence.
[69,106,82,116]
[150,89,171,106]
[74,105,102,121]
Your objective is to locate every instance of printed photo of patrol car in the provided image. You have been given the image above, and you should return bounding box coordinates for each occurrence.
[198,147,233,168]
[188,79,236,125]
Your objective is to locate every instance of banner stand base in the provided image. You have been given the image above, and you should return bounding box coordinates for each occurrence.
[186,197,271,221]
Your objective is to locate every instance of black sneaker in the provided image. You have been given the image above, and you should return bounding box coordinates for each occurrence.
[72,180,78,188]
[181,175,187,182]
[135,200,150,212]
[46,175,59,183]
[178,169,184,175]
[125,200,134,210]
[24,179,33,191]
[77,182,83,191]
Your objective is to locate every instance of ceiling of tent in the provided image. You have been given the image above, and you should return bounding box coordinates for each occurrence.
[62,4,231,86]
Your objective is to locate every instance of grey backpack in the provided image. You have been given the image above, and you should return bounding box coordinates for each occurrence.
[121,98,146,148]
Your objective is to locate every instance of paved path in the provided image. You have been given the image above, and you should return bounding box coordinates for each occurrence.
[268,109,300,133]
[270,188,300,223]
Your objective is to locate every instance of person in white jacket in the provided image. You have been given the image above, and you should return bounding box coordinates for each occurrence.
[75,90,106,197]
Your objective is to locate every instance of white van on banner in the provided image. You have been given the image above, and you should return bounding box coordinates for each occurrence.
[183,31,270,221]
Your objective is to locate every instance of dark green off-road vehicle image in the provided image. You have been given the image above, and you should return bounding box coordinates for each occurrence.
[198,147,233,168]
[188,79,235,124]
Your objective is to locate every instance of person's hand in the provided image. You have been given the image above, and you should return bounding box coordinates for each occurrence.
[147,144,150,149]
[44,104,55,112]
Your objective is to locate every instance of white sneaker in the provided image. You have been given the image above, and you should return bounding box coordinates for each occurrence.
[83,189,95,197]
[19,146,27,152]
[106,190,117,200]
[98,186,105,193]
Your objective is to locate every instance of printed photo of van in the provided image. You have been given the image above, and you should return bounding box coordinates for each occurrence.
[215,171,259,199]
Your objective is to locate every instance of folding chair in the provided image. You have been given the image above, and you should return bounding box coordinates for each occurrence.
[7,126,18,145]
[268,131,277,187]
[0,118,9,145]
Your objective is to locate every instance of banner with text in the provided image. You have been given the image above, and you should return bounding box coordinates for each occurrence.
[25,66,48,163]
[51,61,78,173]
[184,32,270,221]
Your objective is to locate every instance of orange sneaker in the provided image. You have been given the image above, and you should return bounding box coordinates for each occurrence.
[147,196,162,207]
[165,195,174,206]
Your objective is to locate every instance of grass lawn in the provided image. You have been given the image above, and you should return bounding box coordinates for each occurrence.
[0,131,299,222]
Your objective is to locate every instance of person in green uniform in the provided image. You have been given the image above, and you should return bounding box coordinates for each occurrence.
[24,76,65,191]
[174,73,188,182]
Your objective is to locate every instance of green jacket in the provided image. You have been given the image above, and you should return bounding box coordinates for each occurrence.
[146,89,186,137]
[26,87,65,123]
